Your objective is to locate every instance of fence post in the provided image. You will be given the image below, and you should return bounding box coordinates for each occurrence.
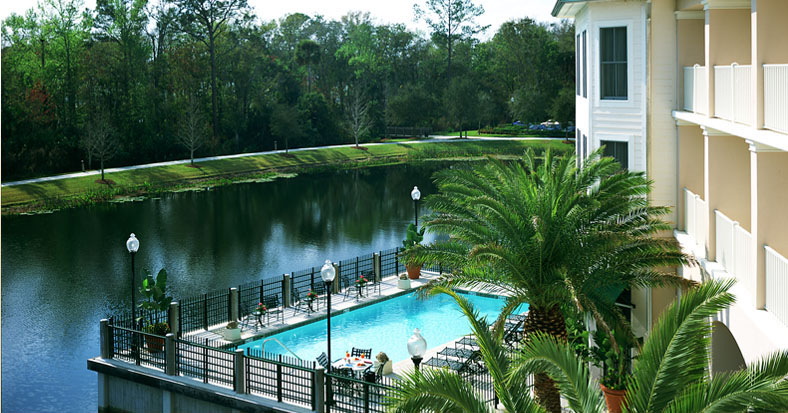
[363,382,370,412]
[168,302,180,338]
[355,257,359,279]
[229,288,239,322]
[276,355,284,402]
[283,274,292,307]
[395,247,400,277]
[373,253,381,283]
[260,279,265,305]
[202,293,208,330]
[234,349,246,394]
[203,340,209,383]
[439,263,443,275]
[314,366,325,413]
[165,333,176,375]
[332,263,341,294]
[100,319,110,359]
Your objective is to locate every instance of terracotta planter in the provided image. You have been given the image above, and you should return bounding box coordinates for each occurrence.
[406,264,421,279]
[145,336,165,352]
[601,384,627,413]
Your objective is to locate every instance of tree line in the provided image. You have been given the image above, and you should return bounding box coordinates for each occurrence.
[1,0,574,180]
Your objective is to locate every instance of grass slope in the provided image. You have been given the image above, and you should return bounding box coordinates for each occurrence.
[2,140,572,214]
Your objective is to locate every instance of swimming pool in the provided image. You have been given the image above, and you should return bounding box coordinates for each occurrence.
[239,292,528,363]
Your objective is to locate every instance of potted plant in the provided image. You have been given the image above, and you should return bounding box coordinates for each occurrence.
[305,291,318,312]
[398,273,411,290]
[223,320,241,341]
[589,328,634,413]
[138,268,173,352]
[401,223,425,279]
[355,276,368,297]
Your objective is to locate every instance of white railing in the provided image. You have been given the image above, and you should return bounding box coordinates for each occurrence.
[684,66,695,112]
[765,245,788,327]
[714,210,755,294]
[714,64,753,125]
[764,64,788,134]
[683,65,708,115]
[684,188,708,256]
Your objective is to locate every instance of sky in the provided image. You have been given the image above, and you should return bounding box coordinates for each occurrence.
[1,0,561,39]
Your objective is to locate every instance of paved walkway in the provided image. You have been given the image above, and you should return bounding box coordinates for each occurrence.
[2,136,566,187]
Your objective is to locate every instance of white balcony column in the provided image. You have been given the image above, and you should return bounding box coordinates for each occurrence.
[704,127,751,261]
[677,123,705,230]
[751,0,788,130]
[749,141,788,309]
[703,0,751,120]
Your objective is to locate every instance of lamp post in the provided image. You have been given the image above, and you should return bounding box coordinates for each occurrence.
[320,259,336,408]
[407,328,427,371]
[411,186,421,227]
[126,233,140,326]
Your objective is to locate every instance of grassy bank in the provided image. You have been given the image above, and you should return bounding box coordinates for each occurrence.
[2,140,572,215]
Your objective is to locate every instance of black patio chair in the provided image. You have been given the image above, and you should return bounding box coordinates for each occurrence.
[263,295,284,325]
[317,352,329,370]
[351,347,372,359]
[292,288,320,314]
[239,303,264,330]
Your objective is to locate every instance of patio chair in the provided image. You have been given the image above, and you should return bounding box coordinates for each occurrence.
[351,347,372,358]
[317,352,329,370]
[263,295,284,325]
[239,303,265,330]
[292,288,320,314]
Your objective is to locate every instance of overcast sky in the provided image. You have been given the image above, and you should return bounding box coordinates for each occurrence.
[1,0,561,39]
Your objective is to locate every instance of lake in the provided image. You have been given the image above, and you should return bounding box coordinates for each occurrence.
[0,163,446,412]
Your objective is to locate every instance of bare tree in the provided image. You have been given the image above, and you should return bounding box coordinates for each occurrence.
[346,87,372,148]
[178,95,208,165]
[81,112,118,182]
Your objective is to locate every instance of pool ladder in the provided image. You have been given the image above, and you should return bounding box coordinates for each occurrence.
[258,337,302,360]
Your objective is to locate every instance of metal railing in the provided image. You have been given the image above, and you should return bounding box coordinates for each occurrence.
[684,65,708,115]
[176,338,235,387]
[764,64,788,134]
[327,372,397,413]
[714,210,754,294]
[714,63,752,125]
[684,188,708,256]
[765,246,788,327]
[245,350,317,409]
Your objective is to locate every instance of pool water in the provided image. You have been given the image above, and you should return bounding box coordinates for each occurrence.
[239,292,527,364]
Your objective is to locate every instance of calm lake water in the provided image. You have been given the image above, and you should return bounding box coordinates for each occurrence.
[0,163,445,413]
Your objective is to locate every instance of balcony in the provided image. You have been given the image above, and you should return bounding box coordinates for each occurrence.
[683,187,708,257]
[683,65,708,115]
[765,246,788,327]
[713,64,753,126]
[715,210,755,296]
[764,64,788,134]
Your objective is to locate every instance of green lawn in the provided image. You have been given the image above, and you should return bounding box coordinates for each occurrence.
[2,140,572,213]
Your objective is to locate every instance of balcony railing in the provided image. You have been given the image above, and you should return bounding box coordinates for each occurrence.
[764,64,788,134]
[715,210,755,295]
[714,64,752,125]
[684,188,708,256]
[765,245,788,327]
[683,65,708,115]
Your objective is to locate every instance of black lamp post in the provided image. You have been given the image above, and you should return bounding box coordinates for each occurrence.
[407,328,427,371]
[126,233,140,325]
[411,186,421,227]
[320,259,336,407]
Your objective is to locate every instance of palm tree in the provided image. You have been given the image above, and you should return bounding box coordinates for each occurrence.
[402,148,694,412]
[388,280,788,412]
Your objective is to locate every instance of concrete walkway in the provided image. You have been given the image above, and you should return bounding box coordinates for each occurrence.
[2,136,566,187]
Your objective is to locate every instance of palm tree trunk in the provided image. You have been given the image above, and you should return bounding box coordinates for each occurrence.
[524,304,567,413]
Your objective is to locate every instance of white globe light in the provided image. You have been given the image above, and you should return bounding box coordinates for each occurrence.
[320,259,336,283]
[126,233,140,253]
[407,328,427,358]
[411,186,421,201]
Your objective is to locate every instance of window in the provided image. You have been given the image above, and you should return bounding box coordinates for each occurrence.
[601,140,628,170]
[576,34,581,96]
[600,27,627,100]
[582,30,587,98]
[582,134,588,160]
[575,129,581,159]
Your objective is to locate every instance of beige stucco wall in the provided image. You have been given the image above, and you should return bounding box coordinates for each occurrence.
[648,0,679,227]
[677,125,705,229]
[677,19,705,67]
[711,321,747,375]
[707,9,752,65]
[706,135,751,231]
[753,0,788,64]
[651,286,677,327]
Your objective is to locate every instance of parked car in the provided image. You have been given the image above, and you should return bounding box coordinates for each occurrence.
[513,120,524,126]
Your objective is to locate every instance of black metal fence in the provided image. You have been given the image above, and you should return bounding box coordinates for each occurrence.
[327,373,397,413]
[380,247,402,278]
[246,349,317,409]
[108,324,167,370]
[176,338,235,388]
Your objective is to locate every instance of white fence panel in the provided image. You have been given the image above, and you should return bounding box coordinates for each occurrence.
[715,210,736,272]
[684,66,695,112]
[766,246,788,327]
[685,188,696,239]
[694,66,708,115]
[734,225,754,295]
[733,65,752,125]
[714,65,733,121]
[764,64,788,134]
[696,197,708,254]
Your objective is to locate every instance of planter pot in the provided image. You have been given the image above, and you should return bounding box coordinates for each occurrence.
[222,328,241,341]
[406,264,421,280]
[145,336,165,352]
[601,384,627,413]
[397,278,411,290]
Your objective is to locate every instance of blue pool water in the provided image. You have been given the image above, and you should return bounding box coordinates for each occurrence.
[239,292,527,363]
